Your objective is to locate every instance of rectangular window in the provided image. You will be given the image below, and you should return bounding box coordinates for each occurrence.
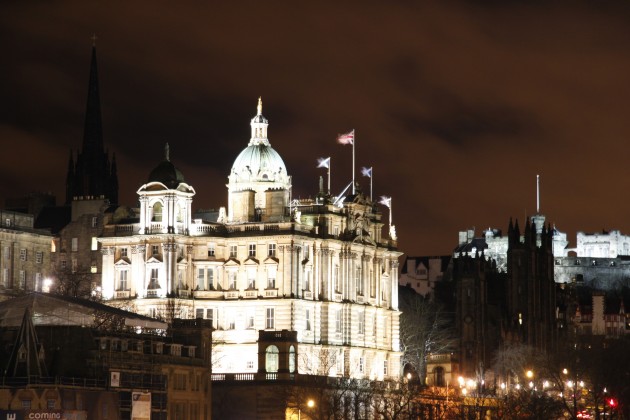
[91,265,97,273]
[196,308,204,319]
[91,216,98,228]
[5,218,11,227]
[304,270,311,291]
[248,243,256,257]
[72,238,78,252]
[229,245,237,258]
[335,309,342,333]
[149,268,159,289]
[119,270,128,290]
[246,309,255,329]
[356,267,363,295]
[267,267,276,289]
[247,268,256,289]
[61,260,67,269]
[303,244,309,260]
[246,360,254,369]
[206,308,214,326]
[35,273,42,291]
[268,243,276,257]
[227,313,236,330]
[197,268,205,289]
[358,312,365,335]
[36,251,43,264]
[266,308,275,329]
[2,269,8,287]
[20,249,27,261]
[207,268,214,289]
[333,226,339,236]
[121,247,128,258]
[383,316,388,338]
[383,360,388,376]
[91,237,98,251]
[72,258,78,273]
[359,357,365,373]
[228,271,237,290]
[4,246,10,259]
[19,270,26,289]
[305,308,311,331]
[152,245,159,255]
[208,243,215,257]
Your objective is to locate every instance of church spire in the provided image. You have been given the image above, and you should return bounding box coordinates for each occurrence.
[82,45,104,159]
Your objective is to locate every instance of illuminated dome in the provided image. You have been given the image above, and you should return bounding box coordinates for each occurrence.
[228,98,289,185]
[143,143,193,193]
[227,98,291,222]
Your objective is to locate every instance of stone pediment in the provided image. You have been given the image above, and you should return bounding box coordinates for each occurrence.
[146,256,163,264]
[224,258,241,267]
[114,257,131,266]
[264,256,279,265]
[244,257,260,266]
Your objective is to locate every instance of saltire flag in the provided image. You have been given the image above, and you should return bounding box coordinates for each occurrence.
[361,167,372,177]
[337,129,354,145]
[379,196,392,208]
[317,157,331,168]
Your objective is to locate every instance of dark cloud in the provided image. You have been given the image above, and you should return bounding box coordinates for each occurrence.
[2,2,630,255]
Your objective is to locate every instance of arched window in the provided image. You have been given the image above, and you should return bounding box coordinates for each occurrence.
[289,345,296,373]
[152,202,163,222]
[265,345,279,373]
[433,366,445,387]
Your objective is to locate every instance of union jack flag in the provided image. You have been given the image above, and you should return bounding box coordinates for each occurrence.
[337,129,354,145]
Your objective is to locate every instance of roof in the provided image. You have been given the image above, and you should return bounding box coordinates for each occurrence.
[0,292,167,330]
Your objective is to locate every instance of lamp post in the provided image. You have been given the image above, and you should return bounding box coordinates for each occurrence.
[298,399,315,420]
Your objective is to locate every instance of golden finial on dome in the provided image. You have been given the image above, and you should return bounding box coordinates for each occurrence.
[257,97,262,115]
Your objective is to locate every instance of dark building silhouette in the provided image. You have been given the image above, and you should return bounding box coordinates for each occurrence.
[505,218,557,353]
[65,46,118,205]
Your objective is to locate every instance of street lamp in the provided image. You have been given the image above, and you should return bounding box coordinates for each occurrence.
[298,399,315,420]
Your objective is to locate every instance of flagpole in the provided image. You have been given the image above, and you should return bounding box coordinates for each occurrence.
[328,161,331,194]
[352,130,356,194]
[370,167,373,201]
[390,198,393,226]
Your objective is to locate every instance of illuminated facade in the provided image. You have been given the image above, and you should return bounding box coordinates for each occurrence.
[99,100,402,380]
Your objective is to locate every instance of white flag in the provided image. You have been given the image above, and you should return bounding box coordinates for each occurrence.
[361,167,372,177]
[317,157,330,168]
[379,196,391,208]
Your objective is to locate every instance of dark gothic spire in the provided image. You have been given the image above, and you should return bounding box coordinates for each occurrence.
[4,308,48,378]
[65,45,118,205]
[82,46,104,158]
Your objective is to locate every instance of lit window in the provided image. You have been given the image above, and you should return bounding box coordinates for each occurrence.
[246,310,255,329]
[91,237,98,251]
[72,238,78,252]
[35,273,42,291]
[265,345,279,373]
[305,308,311,331]
[148,268,159,289]
[5,218,11,227]
[268,243,276,257]
[335,309,342,333]
[91,265,97,273]
[208,243,215,257]
[289,345,296,373]
[91,216,98,228]
[119,271,128,290]
[248,243,256,257]
[228,271,237,290]
[230,245,237,259]
[267,267,276,289]
[266,307,275,329]
[247,268,256,289]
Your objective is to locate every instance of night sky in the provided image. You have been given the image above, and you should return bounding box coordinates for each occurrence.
[2,2,630,257]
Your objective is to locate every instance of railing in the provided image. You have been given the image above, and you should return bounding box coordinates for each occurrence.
[244,290,257,299]
[225,291,239,299]
[193,290,223,299]
[146,290,159,298]
[265,289,278,298]
[115,290,131,299]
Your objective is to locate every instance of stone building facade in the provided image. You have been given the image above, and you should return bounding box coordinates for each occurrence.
[98,100,403,382]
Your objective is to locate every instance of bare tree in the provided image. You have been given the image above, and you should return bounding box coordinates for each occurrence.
[399,288,456,383]
[51,265,97,299]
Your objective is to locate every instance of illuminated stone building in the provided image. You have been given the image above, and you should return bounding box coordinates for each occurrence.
[98,99,402,382]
